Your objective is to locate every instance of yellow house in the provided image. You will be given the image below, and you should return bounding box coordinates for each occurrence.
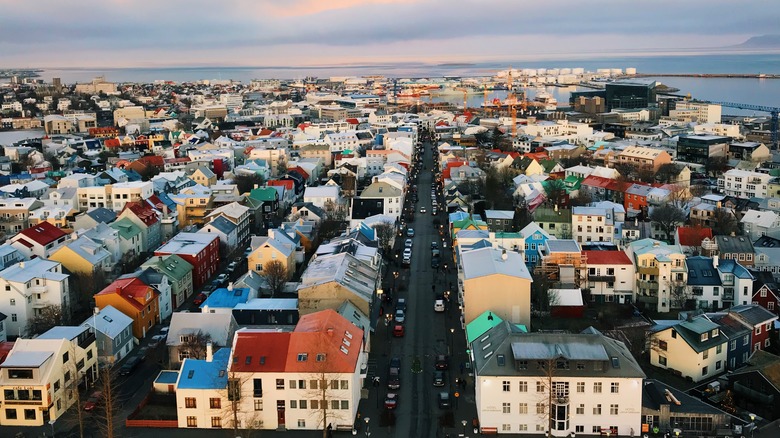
[171,185,214,226]
[49,235,113,276]
[189,166,217,187]
[296,252,378,316]
[248,232,296,279]
[461,247,532,328]
[627,238,687,313]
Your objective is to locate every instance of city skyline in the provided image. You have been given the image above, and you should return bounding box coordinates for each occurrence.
[1,0,779,68]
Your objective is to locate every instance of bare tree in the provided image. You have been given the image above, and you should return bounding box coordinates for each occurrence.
[666,184,693,210]
[303,366,348,437]
[373,222,396,256]
[533,357,561,434]
[323,199,347,222]
[668,278,692,310]
[61,342,85,438]
[178,330,212,361]
[689,184,709,198]
[705,156,729,178]
[569,189,592,207]
[95,366,120,438]
[655,163,682,184]
[711,208,739,236]
[262,260,288,297]
[649,205,687,243]
[29,304,63,335]
[72,271,107,312]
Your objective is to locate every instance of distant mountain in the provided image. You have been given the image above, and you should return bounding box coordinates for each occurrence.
[736,35,780,48]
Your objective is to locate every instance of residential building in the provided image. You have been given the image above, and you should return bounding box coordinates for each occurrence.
[572,207,615,244]
[201,216,238,256]
[303,185,342,211]
[707,313,752,370]
[472,324,645,436]
[715,235,754,267]
[668,101,722,124]
[649,315,727,383]
[297,252,379,317]
[8,221,68,259]
[740,209,780,242]
[189,166,217,187]
[121,268,173,322]
[675,226,714,256]
[626,239,687,312]
[520,222,554,269]
[248,231,296,280]
[166,312,237,368]
[641,379,731,437]
[728,141,771,162]
[0,198,44,235]
[676,135,729,166]
[118,201,162,253]
[357,180,403,221]
[110,181,154,212]
[718,169,771,199]
[95,277,160,339]
[49,235,112,277]
[728,304,778,354]
[536,239,587,288]
[80,305,134,365]
[0,258,70,339]
[141,254,194,309]
[613,146,672,171]
[725,350,780,421]
[173,346,231,430]
[751,271,780,312]
[461,248,532,328]
[0,326,98,426]
[155,232,220,288]
[206,202,251,245]
[530,207,572,239]
[484,210,516,232]
[110,217,144,258]
[247,186,280,223]
[582,250,635,304]
[171,185,214,227]
[72,207,117,231]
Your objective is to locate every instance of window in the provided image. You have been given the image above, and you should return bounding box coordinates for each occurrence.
[703,350,709,360]
[518,424,528,431]
[502,424,511,432]
[340,380,348,390]
[299,400,307,409]
[209,398,221,409]
[290,400,297,409]
[289,380,297,389]
[536,402,545,414]
[298,419,306,428]
[9,298,15,306]
[610,382,619,393]
[577,382,585,393]
[185,397,196,408]
[593,426,602,433]
[610,404,619,415]
[10,313,16,322]
[54,380,60,392]
[211,417,222,428]
[341,400,349,410]
[518,381,528,392]
[6,408,17,419]
[702,366,709,376]
[62,352,69,363]
[716,360,722,370]
[576,404,585,415]
[593,382,602,393]
[187,416,197,427]
[756,326,762,335]
[536,381,545,392]
[593,404,602,415]
[276,379,284,389]
[24,409,36,420]
[502,402,511,414]
[658,340,668,351]
[518,403,528,414]
[254,399,263,411]
[502,381,510,392]
[253,379,263,398]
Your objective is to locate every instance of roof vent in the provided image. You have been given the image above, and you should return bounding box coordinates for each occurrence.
[501,250,508,261]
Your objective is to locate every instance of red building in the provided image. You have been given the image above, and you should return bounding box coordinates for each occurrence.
[729,304,778,353]
[154,232,220,288]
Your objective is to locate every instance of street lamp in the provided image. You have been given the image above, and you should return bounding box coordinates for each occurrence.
[449,327,455,356]
[461,419,467,437]
[364,416,371,438]
[48,418,56,437]
[750,413,756,438]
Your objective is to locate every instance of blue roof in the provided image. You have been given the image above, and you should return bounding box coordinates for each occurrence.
[177,348,230,390]
[358,222,375,241]
[717,258,754,279]
[686,256,721,286]
[200,287,250,309]
[155,370,179,385]
[206,215,237,235]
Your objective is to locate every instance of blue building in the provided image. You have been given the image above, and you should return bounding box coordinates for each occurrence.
[709,313,752,370]
[519,221,554,270]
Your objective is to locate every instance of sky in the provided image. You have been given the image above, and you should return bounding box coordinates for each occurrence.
[1,0,778,68]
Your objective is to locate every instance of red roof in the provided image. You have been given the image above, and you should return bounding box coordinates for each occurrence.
[289,166,309,180]
[524,152,549,161]
[231,331,291,372]
[582,250,633,265]
[104,138,121,148]
[677,226,714,247]
[267,179,295,190]
[139,155,165,167]
[16,222,67,246]
[258,129,274,136]
[0,341,14,365]
[121,201,159,226]
[145,194,165,210]
[346,118,360,125]
[581,175,615,189]
[97,277,157,311]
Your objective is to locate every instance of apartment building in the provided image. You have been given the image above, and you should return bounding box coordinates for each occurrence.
[649,315,727,383]
[718,169,772,199]
[626,239,687,312]
[582,250,635,304]
[572,207,615,244]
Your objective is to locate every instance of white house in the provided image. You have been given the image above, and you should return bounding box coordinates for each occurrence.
[582,250,635,304]
[0,258,70,338]
[572,206,616,244]
[303,185,342,211]
[472,325,645,436]
[718,169,772,199]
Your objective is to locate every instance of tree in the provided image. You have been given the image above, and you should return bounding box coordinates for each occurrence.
[61,342,86,438]
[649,204,687,243]
[178,330,212,361]
[234,173,266,195]
[303,366,349,437]
[613,162,638,181]
[666,184,693,210]
[262,260,289,297]
[569,189,593,207]
[29,304,64,335]
[373,222,396,256]
[72,270,106,313]
[543,178,567,208]
[689,183,708,198]
[668,278,692,310]
[94,366,120,438]
[711,208,739,236]
[705,156,729,178]
[655,163,682,184]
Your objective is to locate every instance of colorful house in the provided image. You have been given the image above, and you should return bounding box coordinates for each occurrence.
[95,277,160,339]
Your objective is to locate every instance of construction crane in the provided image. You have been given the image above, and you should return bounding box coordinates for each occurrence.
[709,101,780,148]
[454,87,469,112]
[506,67,518,137]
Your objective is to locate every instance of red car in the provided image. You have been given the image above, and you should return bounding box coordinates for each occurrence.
[384,392,398,410]
[393,325,405,337]
[84,391,103,412]
[193,292,208,305]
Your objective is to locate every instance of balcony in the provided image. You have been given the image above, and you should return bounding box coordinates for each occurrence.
[638,280,659,290]
[589,275,615,282]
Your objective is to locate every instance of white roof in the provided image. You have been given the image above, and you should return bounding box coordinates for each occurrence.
[304,185,340,198]
[1,350,53,367]
[461,247,532,281]
[0,258,68,283]
[81,305,133,339]
[741,209,779,228]
[551,288,585,306]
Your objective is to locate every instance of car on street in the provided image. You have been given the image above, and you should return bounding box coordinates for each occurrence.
[384,392,399,410]
[395,298,407,313]
[403,247,412,258]
[432,207,438,215]
[404,239,413,248]
[392,324,405,337]
[420,206,426,214]
[226,261,237,273]
[431,241,439,250]
[438,391,451,409]
[388,366,401,389]
[431,257,440,269]
[434,299,445,312]
[215,273,229,285]
[193,292,209,306]
[84,391,103,412]
[402,256,411,267]
[119,355,143,376]
[390,356,401,369]
[435,354,449,370]
[202,284,216,294]
[149,334,166,348]
[406,228,415,237]
[433,370,446,387]
[394,309,405,323]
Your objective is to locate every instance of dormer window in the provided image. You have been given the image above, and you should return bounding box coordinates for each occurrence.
[701,333,709,342]
[712,329,719,338]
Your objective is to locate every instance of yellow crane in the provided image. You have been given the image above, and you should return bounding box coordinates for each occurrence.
[454,87,469,111]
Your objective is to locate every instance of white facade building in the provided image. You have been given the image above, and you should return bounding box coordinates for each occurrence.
[0,258,70,338]
[718,169,772,199]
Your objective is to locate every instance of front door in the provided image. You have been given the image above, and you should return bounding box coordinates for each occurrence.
[277,400,286,429]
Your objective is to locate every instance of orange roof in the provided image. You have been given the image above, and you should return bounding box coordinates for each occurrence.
[582,250,633,265]
[267,179,294,190]
[231,309,363,374]
[677,226,714,247]
[96,277,157,311]
[524,152,549,161]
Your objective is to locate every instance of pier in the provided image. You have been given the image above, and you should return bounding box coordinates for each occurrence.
[628,73,779,79]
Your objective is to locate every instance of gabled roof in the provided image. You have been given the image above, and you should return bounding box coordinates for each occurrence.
[80,305,133,339]
[55,235,111,265]
[96,277,158,311]
[685,256,721,286]
[462,247,532,281]
[121,201,159,227]
[248,186,279,202]
[204,215,237,235]
[15,221,67,246]
[729,304,779,327]
[582,250,632,265]
[110,217,142,240]
[285,309,363,373]
[83,207,117,224]
[167,312,237,347]
[677,226,713,247]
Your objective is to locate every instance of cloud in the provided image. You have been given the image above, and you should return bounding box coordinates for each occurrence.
[0,0,776,68]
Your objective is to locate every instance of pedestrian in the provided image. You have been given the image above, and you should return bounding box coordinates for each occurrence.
[459,362,464,375]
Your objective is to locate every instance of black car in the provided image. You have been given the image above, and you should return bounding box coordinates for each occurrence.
[431,257,440,269]
[435,354,449,370]
[433,370,446,387]
[388,367,401,390]
[438,391,451,409]
[119,355,143,376]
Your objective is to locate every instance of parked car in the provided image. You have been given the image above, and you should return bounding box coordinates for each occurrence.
[226,261,237,273]
[434,299,445,312]
[84,391,103,412]
[388,367,401,389]
[215,273,228,284]
[403,248,412,259]
[384,392,399,410]
[193,292,208,306]
[149,334,166,348]
[395,299,407,313]
[119,355,143,376]
[406,228,415,237]
[431,241,439,250]
[394,309,405,323]
[435,355,449,370]
[431,258,440,269]
[420,206,427,214]
[393,324,405,337]
[405,239,413,248]
[433,370,446,387]
[390,356,401,369]
[438,391,451,409]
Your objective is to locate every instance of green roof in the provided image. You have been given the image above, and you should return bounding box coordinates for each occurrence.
[539,159,559,173]
[110,217,142,240]
[493,232,523,239]
[466,311,527,344]
[249,187,279,202]
[563,175,583,191]
[142,254,193,281]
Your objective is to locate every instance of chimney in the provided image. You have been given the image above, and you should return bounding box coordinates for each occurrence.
[206,342,213,362]
[227,282,233,291]
[634,218,638,227]
[712,256,719,269]
[327,328,334,336]
[19,261,24,269]
[501,249,508,261]
[94,307,100,315]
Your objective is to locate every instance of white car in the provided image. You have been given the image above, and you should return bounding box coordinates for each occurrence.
[403,248,412,259]
[434,299,445,312]
[405,239,413,248]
